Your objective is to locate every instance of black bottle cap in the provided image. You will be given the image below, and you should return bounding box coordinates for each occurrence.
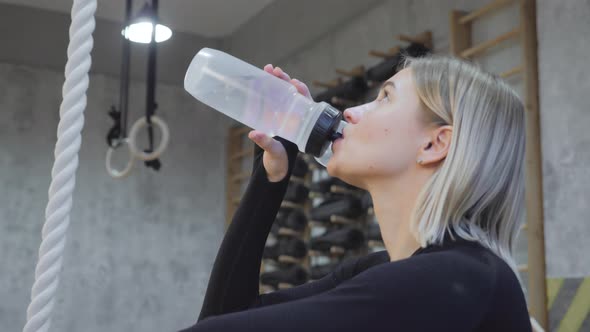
[305,103,342,157]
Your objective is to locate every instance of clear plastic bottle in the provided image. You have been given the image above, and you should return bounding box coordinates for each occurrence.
[184,48,345,165]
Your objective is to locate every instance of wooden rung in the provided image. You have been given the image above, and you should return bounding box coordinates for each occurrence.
[388,46,401,55]
[230,148,252,160]
[230,126,251,137]
[397,31,433,49]
[330,215,357,225]
[369,50,391,58]
[278,282,294,289]
[231,171,250,182]
[277,228,304,238]
[278,255,303,264]
[500,65,523,78]
[459,0,514,25]
[330,185,357,195]
[331,96,358,107]
[281,200,304,210]
[368,46,401,59]
[518,264,528,273]
[330,246,346,255]
[312,78,343,89]
[460,28,520,58]
[308,247,346,257]
[335,65,365,77]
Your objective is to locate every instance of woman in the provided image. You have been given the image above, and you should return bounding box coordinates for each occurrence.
[180,56,532,331]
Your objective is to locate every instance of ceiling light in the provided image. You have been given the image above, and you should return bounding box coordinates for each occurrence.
[121,3,172,43]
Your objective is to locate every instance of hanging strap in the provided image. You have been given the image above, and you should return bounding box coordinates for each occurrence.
[105,0,131,148]
[144,0,160,170]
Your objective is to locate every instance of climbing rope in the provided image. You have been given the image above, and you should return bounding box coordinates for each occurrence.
[23,1,96,331]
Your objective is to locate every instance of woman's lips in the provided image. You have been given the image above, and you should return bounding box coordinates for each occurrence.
[331,128,346,152]
[331,137,343,152]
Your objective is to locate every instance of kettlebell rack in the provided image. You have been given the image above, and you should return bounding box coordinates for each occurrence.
[312,30,433,110]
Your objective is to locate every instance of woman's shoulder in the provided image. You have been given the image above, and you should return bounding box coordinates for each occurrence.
[330,250,390,281]
[348,244,529,330]
[362,241,521,298]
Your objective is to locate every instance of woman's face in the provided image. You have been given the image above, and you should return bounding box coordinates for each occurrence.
[326,68,428,189]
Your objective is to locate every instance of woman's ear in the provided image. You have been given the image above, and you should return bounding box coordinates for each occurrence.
[417,125,453,166]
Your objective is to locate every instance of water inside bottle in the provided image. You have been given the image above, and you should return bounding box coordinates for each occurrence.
[194,66,313,144]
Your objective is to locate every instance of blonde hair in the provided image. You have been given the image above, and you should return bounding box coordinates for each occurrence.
[404,56,525,273]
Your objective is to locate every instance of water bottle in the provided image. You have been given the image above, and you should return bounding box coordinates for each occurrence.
[183,48,345,166]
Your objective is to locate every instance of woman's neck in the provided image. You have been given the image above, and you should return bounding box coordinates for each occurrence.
[367,174,428,262]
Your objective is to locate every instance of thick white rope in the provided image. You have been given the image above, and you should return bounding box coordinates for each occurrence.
[23,1,96,331]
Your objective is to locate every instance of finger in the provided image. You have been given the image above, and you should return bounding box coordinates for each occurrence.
[291,78,312,99]
[273,66,291,81]
[248,130,282,154]
[264,64,274,74]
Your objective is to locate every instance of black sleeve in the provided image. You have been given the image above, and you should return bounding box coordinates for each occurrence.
[251,250,389,307]
[195,136,300,321]
[193,134,389,321]
[179,251,506,332]
[188,134,390,328]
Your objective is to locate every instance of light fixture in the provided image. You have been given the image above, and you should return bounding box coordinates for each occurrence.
[121,2,172,44]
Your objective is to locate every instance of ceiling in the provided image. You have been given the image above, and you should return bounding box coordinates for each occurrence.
[0,0,276,38]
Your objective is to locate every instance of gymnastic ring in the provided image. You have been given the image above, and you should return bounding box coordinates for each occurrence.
[127,115,170,161]
[105,139,135,179]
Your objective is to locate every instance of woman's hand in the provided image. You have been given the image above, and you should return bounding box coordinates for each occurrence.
[248,64,312,182]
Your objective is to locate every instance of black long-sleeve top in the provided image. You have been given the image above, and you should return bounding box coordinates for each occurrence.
[179,137,532,332]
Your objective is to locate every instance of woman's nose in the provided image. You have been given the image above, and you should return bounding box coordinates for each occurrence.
[343,107,362,124]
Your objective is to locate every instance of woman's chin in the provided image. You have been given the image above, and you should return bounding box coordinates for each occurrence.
[325,156,366,190]
[325,157,339,177]
[325,160,335,176]
[326,156,347,181]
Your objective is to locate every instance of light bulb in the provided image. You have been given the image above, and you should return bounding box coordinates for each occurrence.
[121,22,172,43]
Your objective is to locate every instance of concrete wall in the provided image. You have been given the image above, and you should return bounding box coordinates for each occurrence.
[0,3,236,331]
[0,3,221,85]
[0,61,230,331]
[226,0,590,278]
[224,0,384,66]
[536,0,590,279]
